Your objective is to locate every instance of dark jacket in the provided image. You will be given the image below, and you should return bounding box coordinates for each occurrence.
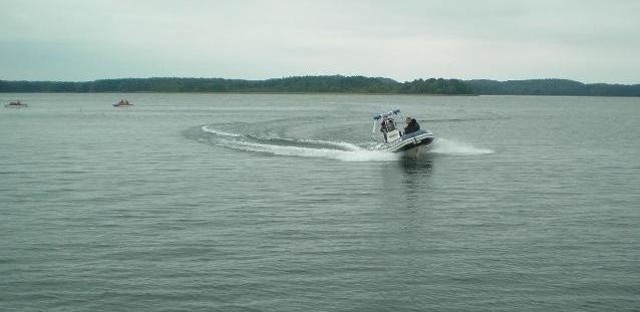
[404,118,420,135]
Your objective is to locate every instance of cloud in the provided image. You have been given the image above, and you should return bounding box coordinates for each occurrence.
[1,0,639,83]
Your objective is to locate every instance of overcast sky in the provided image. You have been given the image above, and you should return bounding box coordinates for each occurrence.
[1,0,639,83]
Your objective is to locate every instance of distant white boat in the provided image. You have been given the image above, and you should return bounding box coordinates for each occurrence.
[5,100,28,108]
[113,99,133,107]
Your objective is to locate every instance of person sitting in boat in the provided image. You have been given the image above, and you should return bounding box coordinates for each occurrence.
[403,117,420,135]
[380,116,396,142]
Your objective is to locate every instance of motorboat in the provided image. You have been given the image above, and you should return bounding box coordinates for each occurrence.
[372,109,434,155]
[5,100,28,108]
[113,99,133,107]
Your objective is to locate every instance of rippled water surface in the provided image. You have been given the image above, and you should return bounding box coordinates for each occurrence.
[1,93,639,311]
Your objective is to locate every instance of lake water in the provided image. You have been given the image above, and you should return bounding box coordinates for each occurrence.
[1,93,639,311]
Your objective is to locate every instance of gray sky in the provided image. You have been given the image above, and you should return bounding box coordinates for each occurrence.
[1,0,639,83]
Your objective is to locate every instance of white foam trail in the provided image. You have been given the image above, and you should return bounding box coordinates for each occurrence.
[430,138,494,156]
[203,126,398,161]
[220,139,399,162]
[201,126,243,138]
[289,138,362,151]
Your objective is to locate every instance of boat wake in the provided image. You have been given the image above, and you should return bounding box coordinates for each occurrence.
[197,126,493,161]
[430,138,495,156]
[201,126,398,162]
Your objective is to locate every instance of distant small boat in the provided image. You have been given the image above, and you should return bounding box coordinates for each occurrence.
[113,99,133,107]
[5,100,28,108]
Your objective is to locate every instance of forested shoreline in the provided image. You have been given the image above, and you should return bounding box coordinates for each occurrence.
[1,75,639,96]
[0,76,472,95]
[467,79,640,97]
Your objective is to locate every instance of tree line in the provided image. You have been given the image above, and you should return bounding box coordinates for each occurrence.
[1,76,638,96]
[466,79,640,97]
[0,76,472,94]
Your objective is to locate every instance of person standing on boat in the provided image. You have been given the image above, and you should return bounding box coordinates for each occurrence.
[403,117,420,135]
[380,116,395,142]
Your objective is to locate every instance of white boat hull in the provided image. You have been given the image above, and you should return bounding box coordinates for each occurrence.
[377,129,435,153]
